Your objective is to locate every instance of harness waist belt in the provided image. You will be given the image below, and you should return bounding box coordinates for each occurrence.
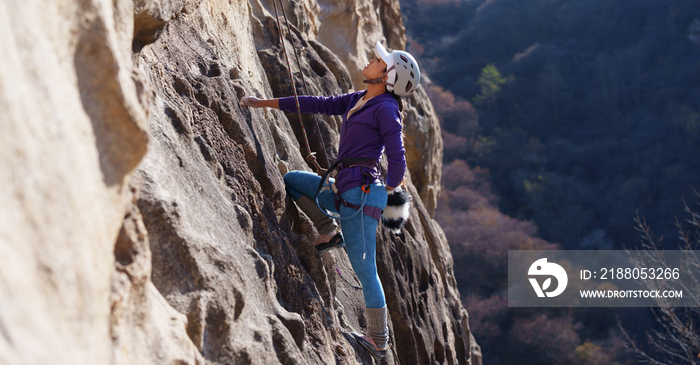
[335,195,383,221]
[315,158,378,198]
[335,158,379,177]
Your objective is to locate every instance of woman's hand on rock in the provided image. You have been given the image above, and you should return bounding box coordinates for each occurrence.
[240,96,261,108]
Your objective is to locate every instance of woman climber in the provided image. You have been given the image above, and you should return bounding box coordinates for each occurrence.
[241,41,420,361]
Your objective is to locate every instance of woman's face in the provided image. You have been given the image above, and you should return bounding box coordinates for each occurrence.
[362,57,387,81]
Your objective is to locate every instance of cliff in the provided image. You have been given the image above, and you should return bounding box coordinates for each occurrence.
[0,0,480,364]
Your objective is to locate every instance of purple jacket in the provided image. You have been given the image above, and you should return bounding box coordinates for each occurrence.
[279,91,406,194]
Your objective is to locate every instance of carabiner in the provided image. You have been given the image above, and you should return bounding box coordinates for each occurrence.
[361,184,370,194]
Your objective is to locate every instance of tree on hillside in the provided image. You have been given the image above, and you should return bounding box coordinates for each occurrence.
[473,63,507,112]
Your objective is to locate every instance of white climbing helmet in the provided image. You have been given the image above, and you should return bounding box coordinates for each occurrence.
[371,41,420,96]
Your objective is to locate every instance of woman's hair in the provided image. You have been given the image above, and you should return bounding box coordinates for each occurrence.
[389,92,404,113]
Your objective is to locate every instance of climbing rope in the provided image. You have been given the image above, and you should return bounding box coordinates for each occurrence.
[335,267,362,290]
[271,0,329,174]
[389,324,402,365]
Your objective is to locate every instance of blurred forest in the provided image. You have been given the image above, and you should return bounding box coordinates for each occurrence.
[403,0,700,248]
[436,157,641,364]
[400,0,700,364]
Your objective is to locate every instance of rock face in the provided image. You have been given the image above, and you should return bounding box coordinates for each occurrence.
[403,88,443,217]
[0,0,149,363]
[0,0,476,364]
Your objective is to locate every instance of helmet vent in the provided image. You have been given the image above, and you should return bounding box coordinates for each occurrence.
[405,81,413,93]
[400,54,408,62]
[410,71,415,79]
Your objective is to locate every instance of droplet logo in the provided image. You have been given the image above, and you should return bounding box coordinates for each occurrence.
[528,258,568,297]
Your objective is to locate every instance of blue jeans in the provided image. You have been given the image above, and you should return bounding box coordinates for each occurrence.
[284,170,388,308]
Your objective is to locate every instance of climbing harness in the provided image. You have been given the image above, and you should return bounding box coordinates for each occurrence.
[313,158,383,260]
[271,0,329,174]
[312,158,383,220]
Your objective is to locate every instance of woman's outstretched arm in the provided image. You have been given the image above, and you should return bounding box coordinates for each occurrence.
[244,94,357,116]
[241,96,279,109]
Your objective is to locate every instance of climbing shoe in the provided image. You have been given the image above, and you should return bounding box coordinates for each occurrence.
[351,332,387,361]
[315,232,345,255]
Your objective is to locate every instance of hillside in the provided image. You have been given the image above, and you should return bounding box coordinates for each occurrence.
[401,1,700,363]
[402,0,700,248]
